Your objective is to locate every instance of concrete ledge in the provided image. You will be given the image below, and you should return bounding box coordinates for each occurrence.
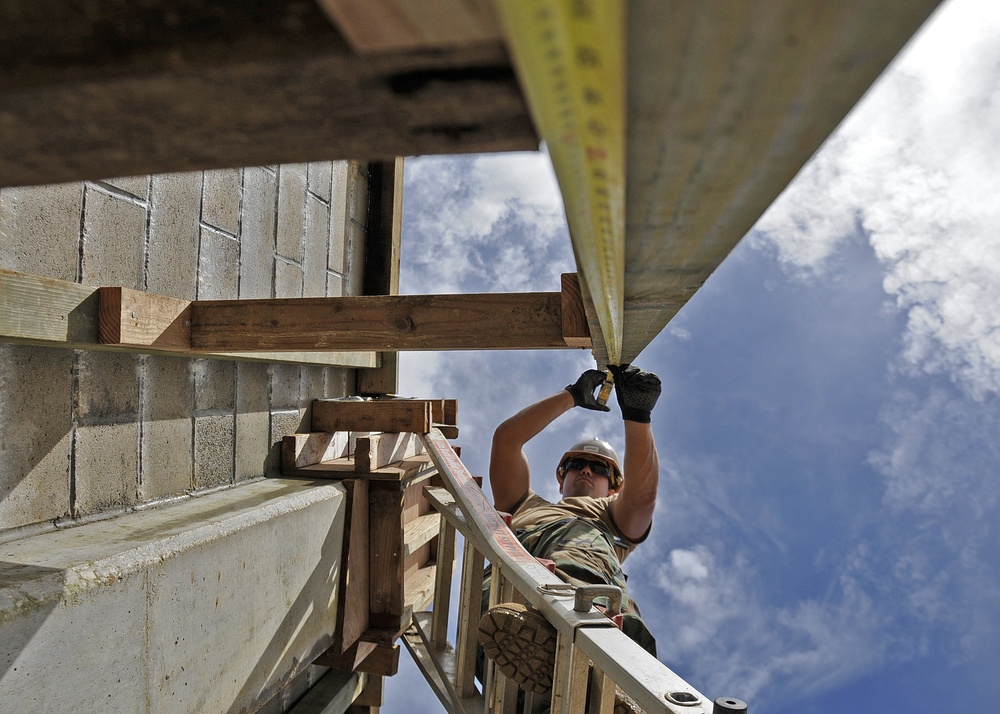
[0,478,347,713]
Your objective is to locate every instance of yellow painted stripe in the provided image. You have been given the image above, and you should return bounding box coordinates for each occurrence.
[493,0,626,365]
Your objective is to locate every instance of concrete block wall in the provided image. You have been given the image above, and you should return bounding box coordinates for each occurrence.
[0,161,371,535]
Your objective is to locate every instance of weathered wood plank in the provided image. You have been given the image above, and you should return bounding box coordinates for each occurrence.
[338,480,370,654]
[402,513,439,559]
[403,565,437,614]
[282,432,351,472]
[286,669,367,714]
[320,0,501,54]
[98,286,191,349]
[312,400,433,435]
[368,481,405,630]
[0,269,375,366]
[613,0,942,363]
[354,432,424,473]
[0,2,535,188]
[189,292,569,351]
[560,273,591,349]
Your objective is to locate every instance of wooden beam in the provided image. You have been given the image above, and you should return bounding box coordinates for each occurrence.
[0,270,376,367]
[312,400,433,435]
[560,273,591,349]
[337,480,370,655]
[281,432,352,472]
[616,0,941,362]
[320,0,501,54]
[189,292,569,351]
[354,433,425,473]
[0,2,535,188]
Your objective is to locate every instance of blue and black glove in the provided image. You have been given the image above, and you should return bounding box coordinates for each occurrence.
[565,369,611,412]
[609,364,661,423]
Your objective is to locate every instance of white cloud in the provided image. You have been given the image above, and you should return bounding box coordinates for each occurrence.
[753,0,1000,398]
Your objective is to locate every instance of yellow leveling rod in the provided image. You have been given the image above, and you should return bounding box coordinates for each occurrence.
[492,0,627,366]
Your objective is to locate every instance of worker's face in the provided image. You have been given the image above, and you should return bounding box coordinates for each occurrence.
[559,458,615,498]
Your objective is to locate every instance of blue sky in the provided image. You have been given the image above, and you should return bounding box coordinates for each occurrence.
[383,0,1000,711]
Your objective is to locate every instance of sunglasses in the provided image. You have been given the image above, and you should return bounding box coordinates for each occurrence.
[562,458,612,478]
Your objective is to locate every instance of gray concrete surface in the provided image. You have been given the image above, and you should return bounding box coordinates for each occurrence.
[0,160,372,711]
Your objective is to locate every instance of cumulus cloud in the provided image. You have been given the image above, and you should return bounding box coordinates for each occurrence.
[753,0,1000,398]
[402,152,572,296]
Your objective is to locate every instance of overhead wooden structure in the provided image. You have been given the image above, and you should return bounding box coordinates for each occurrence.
[0,0,942,366]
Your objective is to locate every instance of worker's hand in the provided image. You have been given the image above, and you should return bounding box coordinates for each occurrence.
[565,369,611,412]
[609,364,661,423]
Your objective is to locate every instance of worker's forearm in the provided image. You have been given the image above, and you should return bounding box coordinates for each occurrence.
[623,420,659,503]
[493,391,575,449]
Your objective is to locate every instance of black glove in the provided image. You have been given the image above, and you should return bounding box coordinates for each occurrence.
[608,364,661,423]
[565,369,611,412]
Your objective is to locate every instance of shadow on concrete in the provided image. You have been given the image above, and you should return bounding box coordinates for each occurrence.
[223,498,343,713]
[0,561,62,683]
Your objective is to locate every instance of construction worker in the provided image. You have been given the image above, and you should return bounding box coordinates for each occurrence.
[478,364,661,700]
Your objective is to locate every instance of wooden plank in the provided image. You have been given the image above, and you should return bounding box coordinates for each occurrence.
[0,5,535,189]
[282,432,351,472]
[0,269,375,367]
[98,286,191,349]
[560,273,592,349]
[354,675,384,708]
[431,519,456,649]
[404,564,437,614]
[314,639,376,671]
[190,292,569,351]
[358,644,400,677]
[454,540,484,699]
[368,481,405,630]
[442,399,458,426]
[403,513,440,559]
[320,0,501,54]
[402,613,486,714]
[614,0,941,362]
[313,400,433,434]
[314,641,400,678]
[357,158,404,397]
[354,432,424,473]
[434,424,460,440]
[338,480,370,653]
[284,454,436,481]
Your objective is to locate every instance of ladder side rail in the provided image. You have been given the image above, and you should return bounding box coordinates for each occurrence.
[431,518,457,648]
[421,430,716,714]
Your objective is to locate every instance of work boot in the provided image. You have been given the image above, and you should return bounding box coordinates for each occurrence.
[478,602,558,695]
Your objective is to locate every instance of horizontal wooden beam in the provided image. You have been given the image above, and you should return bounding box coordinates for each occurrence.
[98,281,591,353]
[0,2,535,188]
[312,400,434,435]
[190,291,590,352]
[0,270,376,367]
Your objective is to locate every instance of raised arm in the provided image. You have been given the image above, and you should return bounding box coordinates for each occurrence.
[608,365,662,541]
[489,370,609,513]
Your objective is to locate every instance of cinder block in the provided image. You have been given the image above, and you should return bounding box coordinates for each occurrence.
[194,415,235,489]
[235,363,270,482]
[76,352,139,421]
[308,161,333,202]
[276,163,307,262]
[304,194,330,297]
[240,167,277,299]
[81,184,146,289]
[197,226,239,300]
[193,359,235,412]
[0,479,345,713]
[0,346,72,530]
[326,271,344,297]
[202,169,242,235]
[140,356,193,501]
[275,258,303,298]
[328,162,349,273]
[74,421,139,515]
[324,367,351,398]
[0,183,82,281]
[270,364,301,409]
[104,175,149,200]
[148,172,200,299]
[268,409,306,476]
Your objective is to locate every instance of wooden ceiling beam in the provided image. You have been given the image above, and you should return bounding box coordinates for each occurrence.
[98,278,592,353]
